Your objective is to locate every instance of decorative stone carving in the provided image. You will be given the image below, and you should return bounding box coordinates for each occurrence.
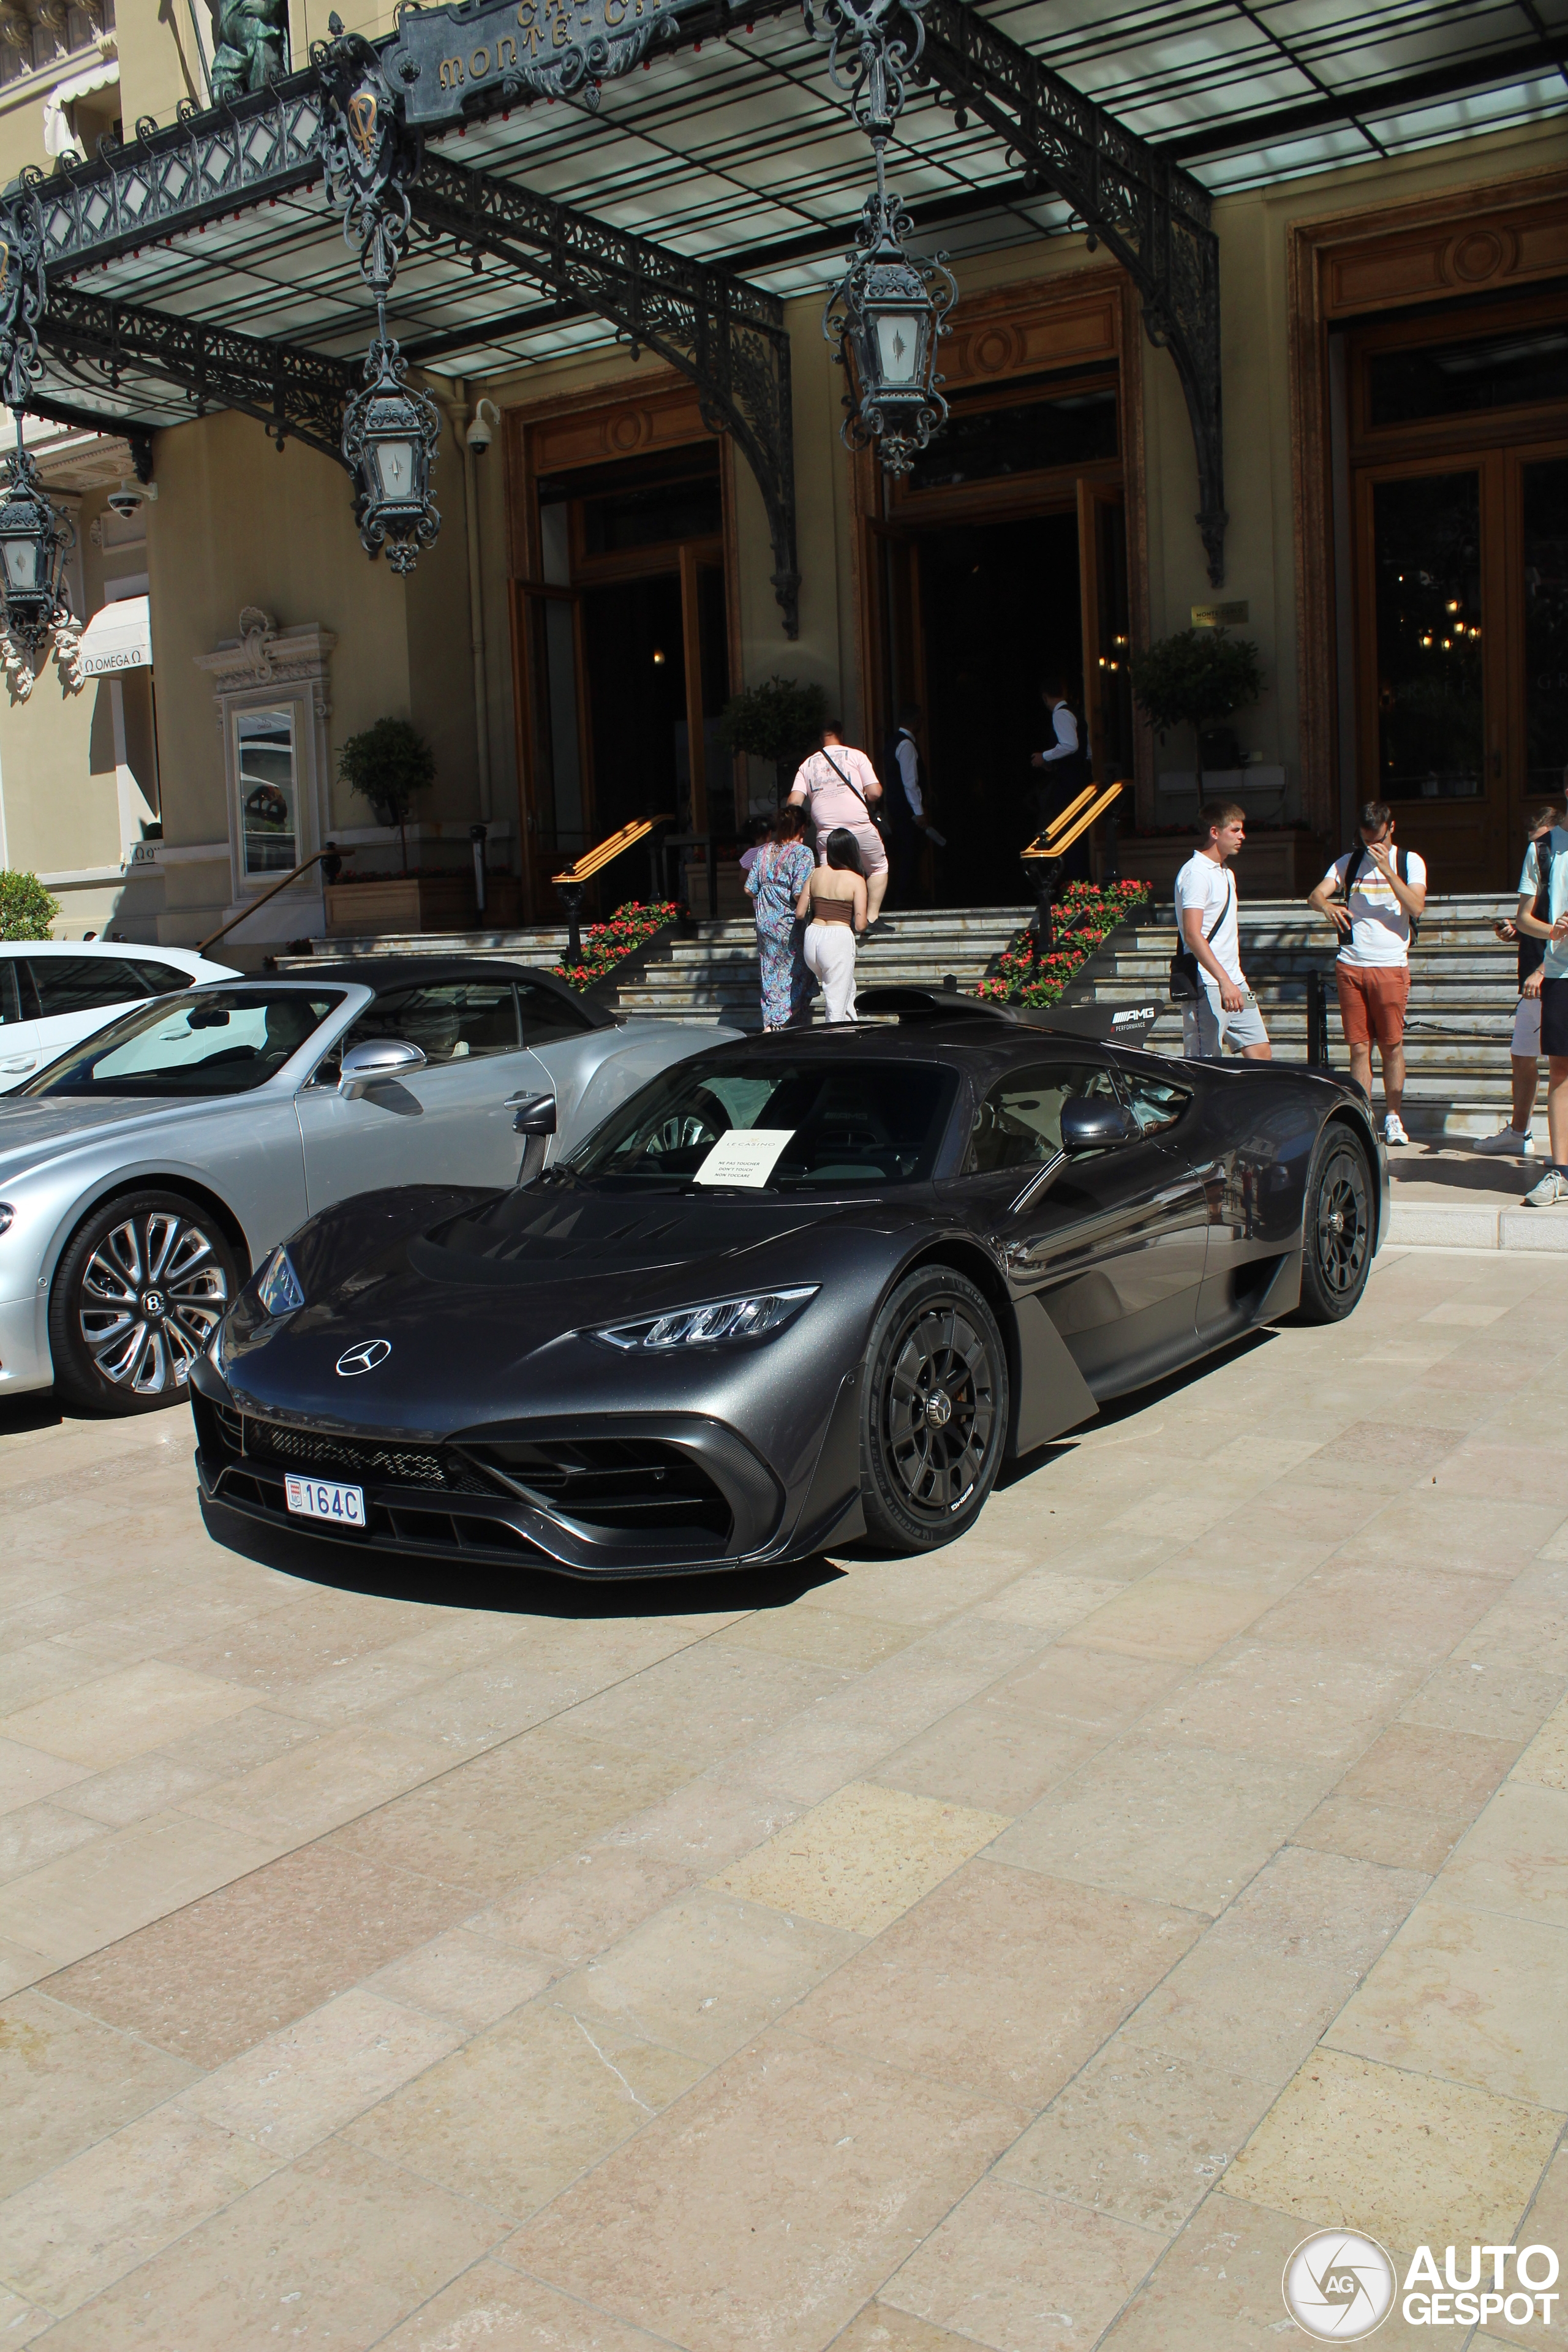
[237,603,277,679]
[0,605,85,700]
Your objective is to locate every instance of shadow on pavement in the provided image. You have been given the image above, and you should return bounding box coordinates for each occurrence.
[199,1494,846,1620]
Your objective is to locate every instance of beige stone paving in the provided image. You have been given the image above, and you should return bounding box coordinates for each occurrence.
[1,1245,1567,2345]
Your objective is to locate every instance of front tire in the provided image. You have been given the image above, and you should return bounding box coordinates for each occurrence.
[859,1264,1009,1553]
[1297,1124,1375,1324]
[48,1191,239,1415]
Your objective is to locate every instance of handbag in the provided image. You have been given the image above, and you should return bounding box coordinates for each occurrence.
[1170,875,1233,1002]
[820,750,886,841]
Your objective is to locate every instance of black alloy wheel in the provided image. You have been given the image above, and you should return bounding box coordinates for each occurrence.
[859,1264,1009,1553]
[48,1191,240,1415]
[1298,1126,1374,1323]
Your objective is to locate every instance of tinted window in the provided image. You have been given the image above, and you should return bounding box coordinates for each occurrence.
[963,1061,1120,1174]
[1368,328,1568,428]
[26,990,344,1096]
[906,386,1118,494]
[517,978,591,1048]
[28,956,149,1017]
[568,1056,956,1188]
[0,962,20,1024]
[348,981,521,1065]
[131,959,196,996]
[1117,1068,1191,1136]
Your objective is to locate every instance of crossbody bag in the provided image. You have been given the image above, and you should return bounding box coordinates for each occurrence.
[1170,876,1233,1003]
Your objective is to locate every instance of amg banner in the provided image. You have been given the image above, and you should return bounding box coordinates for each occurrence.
[385,0,702,118]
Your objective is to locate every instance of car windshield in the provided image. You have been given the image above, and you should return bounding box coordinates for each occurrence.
[23,989,346,1097]
[565,1055,957,1189]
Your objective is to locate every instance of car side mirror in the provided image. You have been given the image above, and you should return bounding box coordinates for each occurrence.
[511,1093,557,1136]
[339,1038,428,1099]
[1060,1095,1136,1152]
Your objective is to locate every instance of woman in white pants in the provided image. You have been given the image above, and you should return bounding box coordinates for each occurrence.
[797,827,867,1022]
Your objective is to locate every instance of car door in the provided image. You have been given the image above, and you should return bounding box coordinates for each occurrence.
[965,1053,1209,1393]
[293,976,555,1213]
[0,954,152,1091]
[0,958,37,1088]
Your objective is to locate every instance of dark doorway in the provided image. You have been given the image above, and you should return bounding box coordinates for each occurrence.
[582,575,688,840]
[916,512,1082,907]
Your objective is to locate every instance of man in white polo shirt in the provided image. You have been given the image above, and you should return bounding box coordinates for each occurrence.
[1174,801,1271,1061]
[1308,799,1427,1148]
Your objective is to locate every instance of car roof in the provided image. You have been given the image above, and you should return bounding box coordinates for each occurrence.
[301,958,577,990]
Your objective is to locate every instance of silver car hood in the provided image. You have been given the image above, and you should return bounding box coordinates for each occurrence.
[0,1094,253,1182]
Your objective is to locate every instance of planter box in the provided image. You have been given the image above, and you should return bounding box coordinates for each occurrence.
[325,873,521,936]
[1110,829,1324,902]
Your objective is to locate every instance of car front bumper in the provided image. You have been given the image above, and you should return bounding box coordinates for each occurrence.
[0,1289,50,1393]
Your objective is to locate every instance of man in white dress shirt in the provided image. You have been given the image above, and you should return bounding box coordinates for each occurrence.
[1030,676,1091,876]
[884,704,930,908]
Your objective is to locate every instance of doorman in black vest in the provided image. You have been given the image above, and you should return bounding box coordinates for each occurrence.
[1029,674,1091,879]
[883,703,930,908]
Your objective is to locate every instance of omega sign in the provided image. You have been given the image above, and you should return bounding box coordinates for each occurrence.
[385,0,700,118]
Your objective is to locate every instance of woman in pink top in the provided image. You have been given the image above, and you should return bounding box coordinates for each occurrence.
[786,722,888,925]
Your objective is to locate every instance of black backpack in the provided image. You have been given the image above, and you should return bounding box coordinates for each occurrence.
[1340,843,1420,948]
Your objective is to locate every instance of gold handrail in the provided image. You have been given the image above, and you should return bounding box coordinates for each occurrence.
[1039,784,1098,846]
[1022,779,1125,862]
[552,814,671,888]
[196,842,339,954]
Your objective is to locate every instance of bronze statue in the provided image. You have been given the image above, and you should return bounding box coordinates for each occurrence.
[210,0,288,102]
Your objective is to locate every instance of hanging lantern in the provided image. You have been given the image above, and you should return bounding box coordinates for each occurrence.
[824,187,956,477]
[0,424,74,667]
[341,326,440,574]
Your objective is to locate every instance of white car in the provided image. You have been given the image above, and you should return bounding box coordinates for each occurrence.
[0,941,239,1093]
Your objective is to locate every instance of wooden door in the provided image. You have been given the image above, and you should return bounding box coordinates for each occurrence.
[513,582,592,922]
[1077,479,1133,786]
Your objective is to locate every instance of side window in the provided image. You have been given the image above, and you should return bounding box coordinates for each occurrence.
[27,957,149,1017]
[1117,1069,1193,1137]
[130,959,196,997]
[0,962,20,1025]
[345,980,522,1066]
[963,1060,1120,1175]
[516,978,592,1048]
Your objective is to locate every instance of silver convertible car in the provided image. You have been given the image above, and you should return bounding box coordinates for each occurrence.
[0,958,732,1415]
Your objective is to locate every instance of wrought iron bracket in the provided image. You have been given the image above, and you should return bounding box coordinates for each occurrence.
[916,0,1226,584]
[411,153,799,636]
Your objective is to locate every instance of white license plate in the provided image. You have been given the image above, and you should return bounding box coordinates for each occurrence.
[284,1474,366,1529]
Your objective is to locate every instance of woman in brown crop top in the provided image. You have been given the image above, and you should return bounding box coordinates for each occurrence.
[796,826,868,1023]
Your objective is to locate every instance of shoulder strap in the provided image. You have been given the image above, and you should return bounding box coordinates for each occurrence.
[1204,875,1234,944]
[1342,844,1367,896]
[822,749,873,818]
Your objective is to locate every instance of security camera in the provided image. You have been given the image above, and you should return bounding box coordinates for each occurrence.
[466,398,500,456]
[105,478,157,520]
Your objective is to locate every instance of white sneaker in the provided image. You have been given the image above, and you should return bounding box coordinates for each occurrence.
[1524,1169,1568,1208]
[1384,1113,1410,1146]
[1474,1123,1536,1157]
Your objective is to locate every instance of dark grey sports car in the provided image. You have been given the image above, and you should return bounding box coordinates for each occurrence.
[190,991,1386,1577]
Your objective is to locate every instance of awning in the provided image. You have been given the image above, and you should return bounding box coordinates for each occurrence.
[43,56,119,161]
[78,593,151,677]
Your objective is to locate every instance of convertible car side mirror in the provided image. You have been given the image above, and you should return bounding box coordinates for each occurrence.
[510,1093,557,1137]
[339,1038,428,1099]
[1060,1096,1136,1152]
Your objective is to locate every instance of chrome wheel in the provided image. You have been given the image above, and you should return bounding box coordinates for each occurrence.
[77,1210,230,1395]
[882,1297,999,1520]
[1314,1142,1370,1297]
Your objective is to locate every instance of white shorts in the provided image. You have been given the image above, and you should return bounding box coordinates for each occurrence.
[1182,981,1269,1060]
[1512,995,1542,1057]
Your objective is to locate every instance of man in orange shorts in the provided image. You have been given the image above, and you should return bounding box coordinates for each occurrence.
[1308,801,1427,1146]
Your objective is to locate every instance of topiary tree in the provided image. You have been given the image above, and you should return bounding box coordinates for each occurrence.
[336,717,436,876]
[718,675,830,804]
[0,869,60,940]
[1128,628,1264,791]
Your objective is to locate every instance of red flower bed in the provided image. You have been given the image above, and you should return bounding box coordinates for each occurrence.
[976,879,1151,1009]
[554,899,685,992]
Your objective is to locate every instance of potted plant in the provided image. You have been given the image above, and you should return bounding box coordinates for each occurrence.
[0,870,60,940]
[718,675,829,804]
[1128,628,1263,791]
[336,717,435,876]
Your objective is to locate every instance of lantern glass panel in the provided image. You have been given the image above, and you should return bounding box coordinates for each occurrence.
[875,310,924,388]
[374,439,417,502]
[1,532,41,594]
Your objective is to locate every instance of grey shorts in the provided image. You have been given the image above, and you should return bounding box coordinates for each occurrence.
[1182,982,1269,1059]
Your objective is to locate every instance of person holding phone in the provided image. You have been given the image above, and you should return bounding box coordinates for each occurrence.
[1308,801,1427,1146]
[1479,798,1566,1158]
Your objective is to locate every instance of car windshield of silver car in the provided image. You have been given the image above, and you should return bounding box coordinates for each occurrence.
[23,990,346,1097]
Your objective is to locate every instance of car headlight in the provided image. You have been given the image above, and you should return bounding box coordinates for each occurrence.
[255,1246,306,1320]
[595,1286,818,1350]
[0,1202,12,1237]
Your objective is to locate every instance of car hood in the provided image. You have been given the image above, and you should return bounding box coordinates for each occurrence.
[0,1093,225,1180]
[222,1182,914,1424]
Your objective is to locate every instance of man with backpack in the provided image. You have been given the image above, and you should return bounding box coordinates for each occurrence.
[1309,801,1427,1146]
[1512,799,1568,1207]
[1174,800,1272,1061]
[1477,797,1566,1160]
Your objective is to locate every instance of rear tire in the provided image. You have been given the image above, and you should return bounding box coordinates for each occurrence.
[48,1191,239,1415]
[859,1264,1009,1553]
[1297,1124,1374,1324]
